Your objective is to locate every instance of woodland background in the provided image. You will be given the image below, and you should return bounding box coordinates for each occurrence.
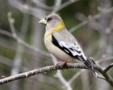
[0,0,113,90]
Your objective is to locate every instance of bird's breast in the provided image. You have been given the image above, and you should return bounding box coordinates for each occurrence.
[44,33,74,62]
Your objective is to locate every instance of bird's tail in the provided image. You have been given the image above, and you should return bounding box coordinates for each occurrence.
[84,57,95,72]
[78,56,96,73]
[82,57,104,79]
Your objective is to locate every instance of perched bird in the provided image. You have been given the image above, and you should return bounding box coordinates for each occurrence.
[39,13,95,72]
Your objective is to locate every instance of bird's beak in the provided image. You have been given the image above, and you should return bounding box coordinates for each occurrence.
[39,18,47,24]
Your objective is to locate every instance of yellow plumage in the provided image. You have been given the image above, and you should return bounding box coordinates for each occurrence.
[53,21,64,33]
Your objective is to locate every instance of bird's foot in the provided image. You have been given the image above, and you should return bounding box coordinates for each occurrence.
[56,61,68,69]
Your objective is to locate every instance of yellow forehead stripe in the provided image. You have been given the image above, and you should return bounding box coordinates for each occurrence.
[53,21,65,32]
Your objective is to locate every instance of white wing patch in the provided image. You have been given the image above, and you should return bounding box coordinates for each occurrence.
[59,41,87,60]
[51,35,87,61]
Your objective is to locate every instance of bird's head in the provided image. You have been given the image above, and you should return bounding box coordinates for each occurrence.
[39,13,65,32]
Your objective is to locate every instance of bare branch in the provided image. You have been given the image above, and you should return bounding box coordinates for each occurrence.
[0,63,83,85]
[0,63,113,87]
[104,63,113,73]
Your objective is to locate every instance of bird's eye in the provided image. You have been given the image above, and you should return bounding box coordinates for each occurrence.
[47,17,52,22]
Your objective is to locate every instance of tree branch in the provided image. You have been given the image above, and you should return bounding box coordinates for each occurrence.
[104,63,113,73]
[0,63,113,86]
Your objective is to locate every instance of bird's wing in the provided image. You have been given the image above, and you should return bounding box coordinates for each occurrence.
[52,35,87,61]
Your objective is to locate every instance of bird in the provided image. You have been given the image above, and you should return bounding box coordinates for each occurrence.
[39,13,95,73]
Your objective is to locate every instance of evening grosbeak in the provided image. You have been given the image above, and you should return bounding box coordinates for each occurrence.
[39,13,95,73]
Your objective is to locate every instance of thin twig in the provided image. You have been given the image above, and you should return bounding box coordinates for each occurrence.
[104,63,113,73]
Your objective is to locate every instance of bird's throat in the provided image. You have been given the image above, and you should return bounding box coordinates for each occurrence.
[53,21,65,32]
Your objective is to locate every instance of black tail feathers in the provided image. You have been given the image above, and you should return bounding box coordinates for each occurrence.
[84,57,95,72]
[84,58,103,78]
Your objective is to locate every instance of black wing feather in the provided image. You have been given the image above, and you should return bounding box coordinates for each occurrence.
[52,35,86,61]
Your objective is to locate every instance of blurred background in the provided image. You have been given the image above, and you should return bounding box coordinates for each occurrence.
[0,0,113,90]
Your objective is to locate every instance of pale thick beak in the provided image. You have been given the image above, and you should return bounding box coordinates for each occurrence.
[39,18,47,24]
